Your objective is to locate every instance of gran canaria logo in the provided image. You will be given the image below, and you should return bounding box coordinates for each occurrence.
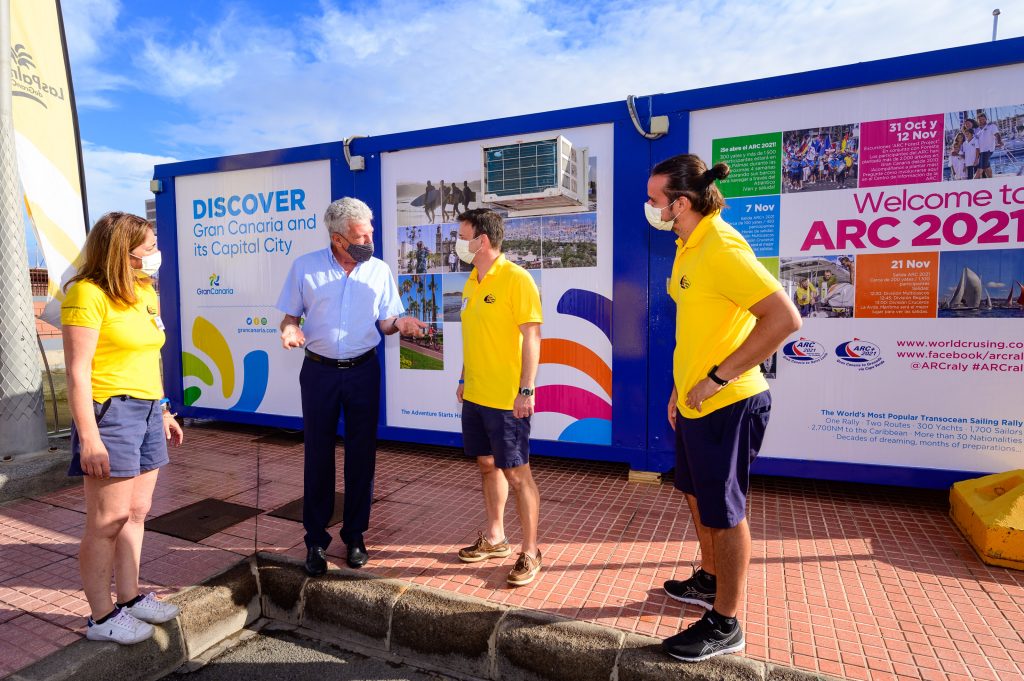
[9,44,66,109]
[679,274,691,289]
[197,273,234,295]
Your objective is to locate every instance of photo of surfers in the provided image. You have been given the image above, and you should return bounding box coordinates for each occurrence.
[397,180,482,227]
[943,105,1024,181]
[397,274,444,370]
[779,255,856,318]
[781,124,859,193]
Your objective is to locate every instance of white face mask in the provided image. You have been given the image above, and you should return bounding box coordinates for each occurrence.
[132,250,162,277]
[644,201,678,231]
[455,236,479,264]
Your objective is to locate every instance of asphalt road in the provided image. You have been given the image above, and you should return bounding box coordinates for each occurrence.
[172,628,455,681]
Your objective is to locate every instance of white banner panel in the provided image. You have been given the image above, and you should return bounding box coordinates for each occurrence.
[688,64,1024,473]
[174,160,331,416]
[381,125,614,444]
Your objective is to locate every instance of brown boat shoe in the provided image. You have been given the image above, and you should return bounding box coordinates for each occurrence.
[507,550,542,586]
[458,532,512,563]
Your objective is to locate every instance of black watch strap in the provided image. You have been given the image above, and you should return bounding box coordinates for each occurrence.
[707,365,729,386]
[518,387,535,397]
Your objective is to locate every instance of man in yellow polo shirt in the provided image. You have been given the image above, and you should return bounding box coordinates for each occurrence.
[454,208,544,586]
[646,154,801,663]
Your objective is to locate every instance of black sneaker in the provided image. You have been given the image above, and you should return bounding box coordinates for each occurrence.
[663,568,715,610]
[662,611,744,662]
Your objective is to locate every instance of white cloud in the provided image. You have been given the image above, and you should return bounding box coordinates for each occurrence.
[81,142,179,223]
[113,0,1024,159]
[987,281,1007,288]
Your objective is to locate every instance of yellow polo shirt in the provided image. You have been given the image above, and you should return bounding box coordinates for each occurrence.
[61,279,165,402]
[669,211,781,419]
[462,255,543,410]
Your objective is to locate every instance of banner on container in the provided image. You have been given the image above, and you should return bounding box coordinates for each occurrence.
[174,160,331,416]
[688,64,1024,473]
[381,125,614,444]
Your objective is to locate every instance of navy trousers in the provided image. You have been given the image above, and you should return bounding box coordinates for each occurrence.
[299,355,380,549]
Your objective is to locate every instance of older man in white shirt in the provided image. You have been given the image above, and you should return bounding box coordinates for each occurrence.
[277,197,426,575]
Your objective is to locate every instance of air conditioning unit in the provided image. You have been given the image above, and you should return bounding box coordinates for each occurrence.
[482,136,589,216]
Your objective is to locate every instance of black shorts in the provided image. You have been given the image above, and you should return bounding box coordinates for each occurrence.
[462,399,530,469]
[674,391,771,528]
[978,151,993,170]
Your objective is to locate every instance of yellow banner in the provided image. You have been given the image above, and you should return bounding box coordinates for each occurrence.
[10,0,87,325]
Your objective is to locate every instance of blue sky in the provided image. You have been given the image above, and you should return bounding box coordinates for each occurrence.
[46,0,1024,234]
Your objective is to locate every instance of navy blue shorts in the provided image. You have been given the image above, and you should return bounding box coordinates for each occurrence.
[978,151,993,170]
[674,391,771,529]
[69,396,169,478]
[461,399,530,469]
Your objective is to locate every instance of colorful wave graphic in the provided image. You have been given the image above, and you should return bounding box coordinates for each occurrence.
[182,316,269,412]
[537,288,612,445]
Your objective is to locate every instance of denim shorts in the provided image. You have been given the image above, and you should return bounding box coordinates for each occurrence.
[69,395,169,478]
[673,391,771,529]
[461,399,530,469]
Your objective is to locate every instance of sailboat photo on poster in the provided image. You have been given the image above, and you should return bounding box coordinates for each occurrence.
[938,248,1024,318]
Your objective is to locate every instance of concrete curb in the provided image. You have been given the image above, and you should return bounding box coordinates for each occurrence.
[4,552,847,681]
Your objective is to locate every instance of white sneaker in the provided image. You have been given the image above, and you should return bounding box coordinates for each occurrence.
[86,608,154,645]
[124,592,180,624]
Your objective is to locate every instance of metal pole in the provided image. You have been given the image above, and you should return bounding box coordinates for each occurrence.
[0,0,49,460]
[992,9,1000,41]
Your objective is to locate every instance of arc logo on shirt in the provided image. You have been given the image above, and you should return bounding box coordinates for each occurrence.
[484,294,496,303]
[679,274,691,289]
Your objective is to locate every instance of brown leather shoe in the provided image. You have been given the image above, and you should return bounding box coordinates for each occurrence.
[507,550,542,586]
[458,531,512,563]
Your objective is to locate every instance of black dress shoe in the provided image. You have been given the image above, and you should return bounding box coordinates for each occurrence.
[305,546,327,576]
[346,539,368,569]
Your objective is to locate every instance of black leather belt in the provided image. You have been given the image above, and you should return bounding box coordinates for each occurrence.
[304,347,376,369]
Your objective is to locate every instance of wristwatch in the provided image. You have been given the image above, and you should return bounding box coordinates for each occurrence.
[518,387,535,397]
[707,365,729,386]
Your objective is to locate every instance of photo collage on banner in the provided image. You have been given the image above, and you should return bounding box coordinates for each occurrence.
[382,126,613,444]
[690,64,1024,474]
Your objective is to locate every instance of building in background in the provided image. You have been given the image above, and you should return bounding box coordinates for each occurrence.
[146,198,157,232]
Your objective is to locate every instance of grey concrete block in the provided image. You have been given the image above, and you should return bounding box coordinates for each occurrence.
[301,569,409,650]
[9,620,186,681]
[495,609,624,681]
[172,558,260,659]
[0,442,75,504]
[766,664,843,681]
[391,585,506,679]
[256,552,308,624]
[616,633,766,681]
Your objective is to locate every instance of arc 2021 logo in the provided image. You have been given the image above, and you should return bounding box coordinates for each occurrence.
[782,338,827,364]
[835,338,884,370]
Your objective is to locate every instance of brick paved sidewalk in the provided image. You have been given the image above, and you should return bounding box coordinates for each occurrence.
[1,422,1022,680]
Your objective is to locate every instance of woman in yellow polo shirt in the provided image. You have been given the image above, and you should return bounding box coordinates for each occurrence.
[62,212,183,645]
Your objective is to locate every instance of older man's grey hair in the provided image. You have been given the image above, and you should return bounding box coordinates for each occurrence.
[324,198,373,236]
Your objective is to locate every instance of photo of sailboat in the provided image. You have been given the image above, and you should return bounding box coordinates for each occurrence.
[938,249,1024,318]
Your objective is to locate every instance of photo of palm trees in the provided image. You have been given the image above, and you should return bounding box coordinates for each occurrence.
[397,274,444,370]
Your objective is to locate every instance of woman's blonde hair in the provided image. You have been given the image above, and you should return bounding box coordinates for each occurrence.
[65,212,153,307]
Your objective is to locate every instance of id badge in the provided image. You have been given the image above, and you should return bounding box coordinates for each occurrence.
[153,315,166,331]
[461,297,469,311]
